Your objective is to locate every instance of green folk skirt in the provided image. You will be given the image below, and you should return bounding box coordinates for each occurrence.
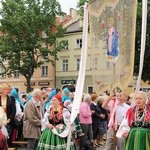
[37,128,75,150]
[124,128,150,150]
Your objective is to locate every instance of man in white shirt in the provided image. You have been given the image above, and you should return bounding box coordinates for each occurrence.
[102,92,130,150]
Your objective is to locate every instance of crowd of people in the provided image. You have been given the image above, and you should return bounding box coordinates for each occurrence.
[0,83,150,150]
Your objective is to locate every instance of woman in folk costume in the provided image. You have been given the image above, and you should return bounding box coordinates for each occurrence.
[117,91,150,150]
[10,88,24,140]
[62,88,84,139]
[37,94,75,150]
[0,106,8,150]
[43,88,61,112]
[63,100,84,150]
[62,88,72,103]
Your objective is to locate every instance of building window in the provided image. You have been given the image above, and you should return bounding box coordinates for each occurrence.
[76,39,82,48]
[41,66,48,76]
[62,59,68,71]
[64,40,69,50]
[14,70,19,78]
[88,86,93,94]
[77,58,80,71]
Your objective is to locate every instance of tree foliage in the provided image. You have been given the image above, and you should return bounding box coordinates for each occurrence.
[0,0,66,92]
[77,0,91,16]
[134,0,150,83]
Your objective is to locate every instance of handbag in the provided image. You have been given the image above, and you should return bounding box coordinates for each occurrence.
[116,117,130,138]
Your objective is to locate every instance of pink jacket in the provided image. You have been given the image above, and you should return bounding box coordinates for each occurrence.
[79,102,92,124]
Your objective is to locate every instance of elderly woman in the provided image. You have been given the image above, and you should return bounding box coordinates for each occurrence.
[97,96,108,145]
[79,94,93,149]
[117,91,150,150]
[10,88,24,141]
[0,83,16,147]
[90,93,105,148]
[37,94,75,150]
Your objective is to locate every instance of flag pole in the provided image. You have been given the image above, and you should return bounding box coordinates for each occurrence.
[135,0,147,92]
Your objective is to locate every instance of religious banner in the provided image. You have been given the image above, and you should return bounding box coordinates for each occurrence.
[89,0,137,93]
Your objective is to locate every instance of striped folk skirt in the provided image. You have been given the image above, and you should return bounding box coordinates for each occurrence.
[124,128,150,150]
[37,128,75,150]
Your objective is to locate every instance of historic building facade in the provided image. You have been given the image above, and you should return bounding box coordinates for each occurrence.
[56,8,95,93]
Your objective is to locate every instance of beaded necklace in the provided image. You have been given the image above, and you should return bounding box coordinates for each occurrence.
[134,106,146,128]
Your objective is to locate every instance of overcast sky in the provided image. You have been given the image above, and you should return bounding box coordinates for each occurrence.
[0,0,78,15]
[58,0,78,14]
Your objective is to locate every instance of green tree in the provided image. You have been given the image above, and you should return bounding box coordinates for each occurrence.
[0,0,66,92]
[77,0,92,16]
[134,0,150,82]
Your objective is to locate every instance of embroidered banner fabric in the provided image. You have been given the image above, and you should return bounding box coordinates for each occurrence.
[89,0,137,93]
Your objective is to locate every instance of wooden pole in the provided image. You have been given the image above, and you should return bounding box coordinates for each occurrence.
[112,63,116,150]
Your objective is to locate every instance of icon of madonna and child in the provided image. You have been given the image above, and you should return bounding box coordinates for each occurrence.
[105,17,120,64]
